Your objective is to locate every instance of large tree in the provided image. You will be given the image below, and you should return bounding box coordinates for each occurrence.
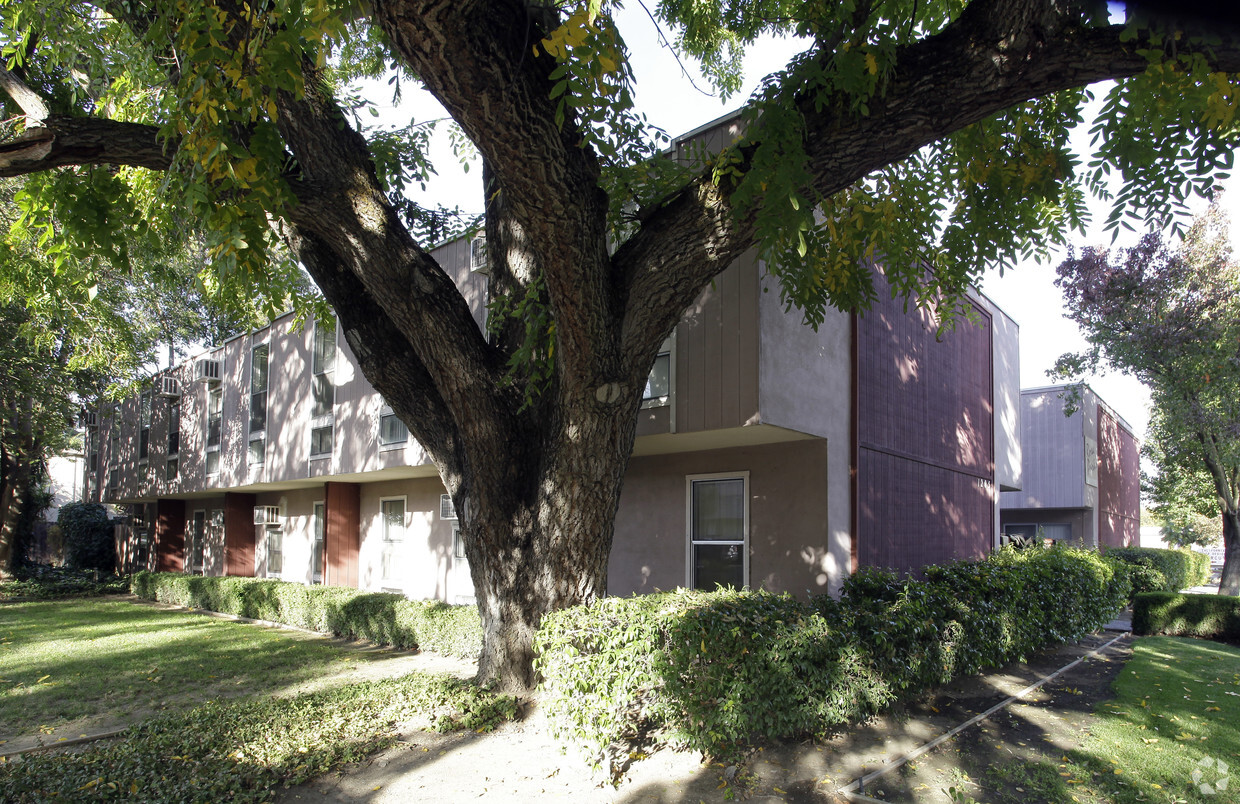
[4,1,1240,686]
[1054,203,1240,595]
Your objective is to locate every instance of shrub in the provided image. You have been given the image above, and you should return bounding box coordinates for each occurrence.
[57,502,116,572]
[1133,592,1240,642]
[0,565,128,600]
[1105,547,1210,593]
[130,572,481,658]
[535,545,1127,768]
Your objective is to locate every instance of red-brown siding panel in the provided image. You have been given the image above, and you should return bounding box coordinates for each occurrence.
[857,448,993,572]
[854,283,996,572]
[325,482,361,588]
[223,492,257,576]
[1097,409,1140,549]
[155,499,186,572]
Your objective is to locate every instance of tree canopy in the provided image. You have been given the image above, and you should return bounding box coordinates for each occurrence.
[4,0,1240,684]
[1054,202,1240,594]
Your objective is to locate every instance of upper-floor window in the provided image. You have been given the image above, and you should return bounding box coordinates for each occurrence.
[206,387,222,475]
[250,344,268,433]
[643,351,671,402]
[138,392,152,462]
[311,320,335,459]
[378,405,408,447]
[167,398,180,456]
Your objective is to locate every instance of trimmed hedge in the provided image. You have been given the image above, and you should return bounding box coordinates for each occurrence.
[534,545,1127,767]
[1133,591,1240,642]
[1104,547,1211,595]
[131,572,481,658]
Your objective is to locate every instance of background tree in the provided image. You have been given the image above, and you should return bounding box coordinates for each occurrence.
[1145,409,1226,549]
[1054,203,1240,594]
[3,1,1240,686]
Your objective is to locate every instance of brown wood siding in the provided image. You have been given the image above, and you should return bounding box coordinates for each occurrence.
[855,289,995,573]
[674,258,760,433]
[1097,409,1140,549]
[325,481,361,588]
[154,499,186,572]
[223,492,257,576]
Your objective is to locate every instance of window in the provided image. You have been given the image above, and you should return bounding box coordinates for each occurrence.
[167,398,180,456]
[312,502,325,584]
[643,351,671,402]
[188,510,206,574]
[310,425,333,457]
[166,457,178,481]
[206,387,222,474]
[311,321,335,458]
[687,474,748,590]
[452,524,466,561]
[381,497,405,582]
[250,344,268,432]
[138,392,152,461]
[378,406,408,447]
[248,439,265,466]
[88,429,99,473]
[265,525,283,576]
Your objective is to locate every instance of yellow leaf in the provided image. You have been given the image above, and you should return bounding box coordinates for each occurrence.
[36,675,50,684]
[865,52,878,75]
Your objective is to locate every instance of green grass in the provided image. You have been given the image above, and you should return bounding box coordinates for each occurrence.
[979,637,1240,804]
[0,598,419,736]
[0,670,518,803]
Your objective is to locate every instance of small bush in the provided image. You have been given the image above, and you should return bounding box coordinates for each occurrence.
[535,545,1127,767]
[1133,592,1240,642]
[1105,547,1210,593]
[57,502,116,572]
[0,565,128,600]
[131,572,481,658]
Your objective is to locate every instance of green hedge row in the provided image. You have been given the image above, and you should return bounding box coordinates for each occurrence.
[1104,547,1211,595]
[534,546,1128,767]
[130,572,481,658]
[1133,591,1240,642]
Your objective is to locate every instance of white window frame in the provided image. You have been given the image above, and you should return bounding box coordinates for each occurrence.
[377,403,409,450]
[311,500,326,585]
[206,386,222,476]
[379,495,407,583]
[685,471,750,590]
[641,334,675,410]
[263,523,283,579]
[309,320,336,464]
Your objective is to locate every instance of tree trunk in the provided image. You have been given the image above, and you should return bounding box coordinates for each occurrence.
[1219,511,1240,596]
[0,451,33,580]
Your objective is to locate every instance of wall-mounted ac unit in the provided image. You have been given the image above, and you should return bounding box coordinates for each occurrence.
[158,376,180,397]
[440,494,457,520]
[79,409,98,428]
[195,359,221,384]
[253,505,282,526]
[469,233,489,275]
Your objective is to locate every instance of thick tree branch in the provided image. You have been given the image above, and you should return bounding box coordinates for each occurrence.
[0,116,170,177]
[0,64,49,122]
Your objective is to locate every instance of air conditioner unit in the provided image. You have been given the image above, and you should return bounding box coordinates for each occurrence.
[195,359,221,384]
[469,233,489,275]
[158,376,180,397]
[79,409,98,428]
[253,505,282,526]
[440,493,457,520]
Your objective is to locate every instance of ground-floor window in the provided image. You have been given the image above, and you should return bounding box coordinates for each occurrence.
[1003,522,1072,546]
[687,473,748,590]
[380,497,406,583]
[265,525,283,576]
[312,501,325,584]
[189,510,206,573]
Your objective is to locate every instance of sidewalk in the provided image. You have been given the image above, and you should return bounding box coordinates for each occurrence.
[276,631,1134,804]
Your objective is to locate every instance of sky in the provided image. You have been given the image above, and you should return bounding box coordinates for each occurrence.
[370,5,1240,446]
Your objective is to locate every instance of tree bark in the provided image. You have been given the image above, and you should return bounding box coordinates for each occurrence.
[1219,511,1239,596]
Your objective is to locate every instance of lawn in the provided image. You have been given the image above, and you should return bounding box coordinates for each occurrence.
[978,636,1240,804]
[0,597,414,737]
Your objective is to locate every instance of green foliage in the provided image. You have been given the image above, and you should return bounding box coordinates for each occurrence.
[0,668,516,803]
[57,502,115,572]
[0,565,127,600]
[1133,592,1240,642]
[535,545,1127,768]
[130,572,481,658]
[1105,546,1211,593]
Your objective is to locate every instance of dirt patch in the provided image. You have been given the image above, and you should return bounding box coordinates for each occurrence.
[276,632,1133,804]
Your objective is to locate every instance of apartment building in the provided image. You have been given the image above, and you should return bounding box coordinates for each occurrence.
[89,114,1022,599]
[999,385,1140,549]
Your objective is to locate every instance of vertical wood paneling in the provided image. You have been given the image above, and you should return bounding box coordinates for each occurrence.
[155,499,185,572]
[856,284,995,572]
[325,481,361,588]
[223,492,257,576]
